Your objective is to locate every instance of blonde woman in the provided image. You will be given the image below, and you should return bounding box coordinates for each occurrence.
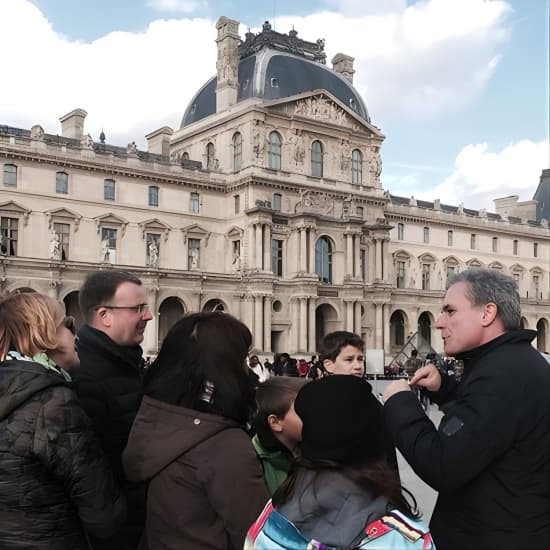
[0,292,126,550]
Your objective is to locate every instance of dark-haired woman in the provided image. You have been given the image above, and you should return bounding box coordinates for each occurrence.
[245,375,434,549]
[0,292,126,550]
[123,312,268,550]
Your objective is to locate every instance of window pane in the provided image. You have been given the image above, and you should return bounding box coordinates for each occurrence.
[492,237,498,252]
[423,227,429,244]
[0,217,18,256]
[206,143,215,169]
[470,234,476,249]
[352,149,362,184]
[188,238,200,269]
[315,237,332,283]
[267,132,281,170]
[234,195,240,214]
[104,179,115,200]
[311,141,323,177]
[53,222,70,260]
[272,193,282,211]
[233,133,242,171]
[190,192,200,213]
[3,164,17,186]
[271,239,283,276]
[448,230,453,246]
[100,227,117,263]
[398,223,404,240]
[149,186,159,207]
[56,172,68,194]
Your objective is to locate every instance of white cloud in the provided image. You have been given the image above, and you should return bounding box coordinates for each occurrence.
[145,0,206,13]
[415,139,550,210]
[0,0,513,148]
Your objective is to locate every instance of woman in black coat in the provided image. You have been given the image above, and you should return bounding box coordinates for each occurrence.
[0,291,126,550]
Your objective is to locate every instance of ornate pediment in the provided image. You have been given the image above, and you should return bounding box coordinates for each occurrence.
[225,226,244,239]
[295,190,336,217]
[0,201,31,225]
[138,218,171,241]
[181,224,211,246]
[94,213,129,236]
[46,207,82,231]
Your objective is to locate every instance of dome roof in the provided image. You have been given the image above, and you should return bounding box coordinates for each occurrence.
[181,24,370,128]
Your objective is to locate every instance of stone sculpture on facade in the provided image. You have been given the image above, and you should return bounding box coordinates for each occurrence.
[49,231,62,261]
[81,133,94,149]
[189,245,199,269]
[30,125,44,140]
[148,239,159,268]
[101,239,111,263]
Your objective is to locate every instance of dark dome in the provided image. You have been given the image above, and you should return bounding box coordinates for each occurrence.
[181,48,370,128]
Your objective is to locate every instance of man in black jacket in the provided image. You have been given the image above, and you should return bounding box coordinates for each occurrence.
[383,268,550,550]
[73,270,153,550]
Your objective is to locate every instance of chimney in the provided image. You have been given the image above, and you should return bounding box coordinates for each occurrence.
[59,108,87,139]
[146,126,173,157]
[215,16,240,112]
[332,53,355,83]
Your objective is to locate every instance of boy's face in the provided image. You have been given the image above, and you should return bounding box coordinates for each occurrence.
[324,345,365,377]
[270,401,303,451]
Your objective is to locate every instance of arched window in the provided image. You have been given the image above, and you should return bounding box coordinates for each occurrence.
[272,193,282,211]
[418,312,432,345]
[206,142,215,169]
[232,132,242,171]
[315,236,332,284]
[267,131,281,170]
[390,311,405,347]
[351,149,362,184]
[311,140,323,177]
[56,171,68,194]
[182,152,189,161]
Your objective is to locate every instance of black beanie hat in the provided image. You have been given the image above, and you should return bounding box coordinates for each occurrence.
[294,375,385,464]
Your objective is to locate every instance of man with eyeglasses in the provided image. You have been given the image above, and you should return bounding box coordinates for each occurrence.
[73,270,153,550]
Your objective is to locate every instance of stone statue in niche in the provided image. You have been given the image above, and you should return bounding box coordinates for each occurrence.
[189,245,199,269]
[49,231,62,261]
[340,139,351,172]
[101,239,111,262]
[368,146,382,183]
[148,239,159,268]
[253,126,264,159]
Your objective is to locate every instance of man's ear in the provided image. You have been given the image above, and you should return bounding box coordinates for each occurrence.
[94,307,112,328]
[481,302,498,327]
[268,414,283,433]
[323,358,334,373]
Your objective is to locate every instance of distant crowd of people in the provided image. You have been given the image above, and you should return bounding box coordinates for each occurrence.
[0,267,549,549]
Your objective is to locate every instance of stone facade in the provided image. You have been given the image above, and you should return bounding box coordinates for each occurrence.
[0,18,548,359]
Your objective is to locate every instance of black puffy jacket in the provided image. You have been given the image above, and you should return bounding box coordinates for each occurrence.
[384,330,550,550]
[73,325,146,550]
[0,357,126,550]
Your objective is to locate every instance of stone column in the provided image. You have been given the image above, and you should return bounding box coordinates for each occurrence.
[382,237,391,283]
[308,227,316,274]
[354,301,362,335]
[308,297,316,353]
[354,234,361,278]
[244,294,254,332]
[254,295,263,351]
[368,239,376,282]
[264,295,272,352]
[249,224,256,269]
[255,224,263,269]
[263,224,271,271]
[383,303,390,355]
[375,302,383,348]
[144,286,159,353]
[299,297,307,352]
[291,298,299,353]
[300,227,307,272]
[375,239,382,280]
[345,300,354,332]
[346,233,353,277]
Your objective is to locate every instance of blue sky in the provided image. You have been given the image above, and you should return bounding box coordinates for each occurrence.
[1,0,549,210]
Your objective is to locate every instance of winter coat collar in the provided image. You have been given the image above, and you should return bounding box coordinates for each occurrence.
[123,395,246,484]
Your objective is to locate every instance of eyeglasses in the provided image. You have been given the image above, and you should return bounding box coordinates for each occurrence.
[63,315,76,335]
[98,303,150,314]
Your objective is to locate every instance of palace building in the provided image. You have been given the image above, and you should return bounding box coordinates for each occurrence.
[1,17,548,359]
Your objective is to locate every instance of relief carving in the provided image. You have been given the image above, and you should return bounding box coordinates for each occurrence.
[294,95,352,127]
[295,190,335,216]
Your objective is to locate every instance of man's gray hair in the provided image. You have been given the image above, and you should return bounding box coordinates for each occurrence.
[447,268,521,331]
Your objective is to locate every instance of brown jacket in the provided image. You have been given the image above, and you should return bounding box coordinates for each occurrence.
[122,396,268,550]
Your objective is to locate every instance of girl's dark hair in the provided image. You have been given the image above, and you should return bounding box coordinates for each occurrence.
[273,457,420,520]
[143,311,255,425]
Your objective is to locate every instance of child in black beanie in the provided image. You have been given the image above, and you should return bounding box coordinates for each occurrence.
[245,375,434,549]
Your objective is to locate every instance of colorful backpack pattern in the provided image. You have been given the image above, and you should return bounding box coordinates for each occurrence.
[245,501,435,549]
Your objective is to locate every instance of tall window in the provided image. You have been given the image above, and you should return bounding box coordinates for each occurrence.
[534,242,538,257]
[100,227,117,263]
[56,171,68,194]
[148,185,159,207]
[421,263,430,290]
[189,192,200,213]
[446,264,456,280]
[423,227,429,244]
[396,260,405,289]
[234,195,240,214]
[267,132,281,170]
[271,239,283,276]
[53,222,70,260]
[206,142,215,169]
[315,236,332,283]
[397,223,404,241]
[470,233,476,250]
[360,248,366,281]
[448,230,453,247]
[0,217,18,256]
[356,206,364,218]
[533,275,540,298]
[492,237,498,253]
[232,132,242,171]
[3,164,17,186]
[311,140,323,177]
[351,149,362,184]
[272,193,282,211]
[513,239,518,255]
[188,238,200,269]
[104,179,115,200]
